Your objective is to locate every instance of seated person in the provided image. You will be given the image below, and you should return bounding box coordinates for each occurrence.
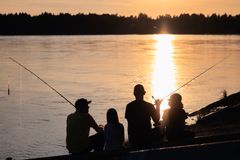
[104,108,125,151]
[125,84,162,148]
[66,98,104,154]
[162,93,194,142]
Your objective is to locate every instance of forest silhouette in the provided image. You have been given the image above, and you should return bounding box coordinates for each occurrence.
[0,12,240,35]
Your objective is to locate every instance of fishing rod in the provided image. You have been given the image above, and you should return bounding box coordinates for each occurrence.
[154,54,231,101]
[9,57,75,107]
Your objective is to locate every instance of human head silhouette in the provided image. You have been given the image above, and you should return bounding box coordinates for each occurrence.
[106,108,119,124]
[75,98,91,112]
[168,93,183,108]
[134,84,146,99]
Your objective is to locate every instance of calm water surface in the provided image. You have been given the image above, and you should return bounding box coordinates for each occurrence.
[0,35,239,159]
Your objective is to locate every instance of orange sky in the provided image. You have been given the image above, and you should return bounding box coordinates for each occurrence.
[0,0,240,17]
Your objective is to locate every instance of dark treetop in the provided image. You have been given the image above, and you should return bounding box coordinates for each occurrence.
[1,12,240,35]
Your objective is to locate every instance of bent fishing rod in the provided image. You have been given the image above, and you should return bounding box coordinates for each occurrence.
[153,53,231,101]
[9,57,75,107]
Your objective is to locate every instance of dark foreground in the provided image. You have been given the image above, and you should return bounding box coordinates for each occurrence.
[24,135,240,160]
[8,92,240,160]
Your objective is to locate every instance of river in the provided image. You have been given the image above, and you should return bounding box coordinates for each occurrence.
[0,35,239,159]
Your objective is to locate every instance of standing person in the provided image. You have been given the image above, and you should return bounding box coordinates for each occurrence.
[125,84,162,148]
[104,108,125,151]
[162,93,194,142]
[66,98,104,154]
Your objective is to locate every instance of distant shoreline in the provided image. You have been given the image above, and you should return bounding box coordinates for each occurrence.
[1,34,240,36]
[1,33,240,36]
[1,12,240,35]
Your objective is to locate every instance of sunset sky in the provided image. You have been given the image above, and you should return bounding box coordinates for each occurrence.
[1,0,240,17]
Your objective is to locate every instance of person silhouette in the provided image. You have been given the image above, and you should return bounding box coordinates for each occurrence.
[104,108,125,151]
[66,98,104,154]
[162,93,194,142]
[125,84,162,148]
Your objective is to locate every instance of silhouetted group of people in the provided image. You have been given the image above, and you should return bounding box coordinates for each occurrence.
[66,84,194,154]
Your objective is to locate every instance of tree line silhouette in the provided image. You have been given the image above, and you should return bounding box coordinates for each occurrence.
[0,12,240,35]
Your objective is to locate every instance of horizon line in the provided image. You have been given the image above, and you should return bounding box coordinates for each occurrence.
[1,11,240,18]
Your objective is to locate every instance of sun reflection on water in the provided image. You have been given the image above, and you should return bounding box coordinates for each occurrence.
[151,34,177,115]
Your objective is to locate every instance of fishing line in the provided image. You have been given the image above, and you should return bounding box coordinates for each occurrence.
[155,53,231,101]
[9,57,75,107]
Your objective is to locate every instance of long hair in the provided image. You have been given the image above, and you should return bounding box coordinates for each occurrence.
[106,108,119,124]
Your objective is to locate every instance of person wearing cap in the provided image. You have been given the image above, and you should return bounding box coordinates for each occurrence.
[162,93,194,142]
[66,98,104,154]
[125,84,162,148]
